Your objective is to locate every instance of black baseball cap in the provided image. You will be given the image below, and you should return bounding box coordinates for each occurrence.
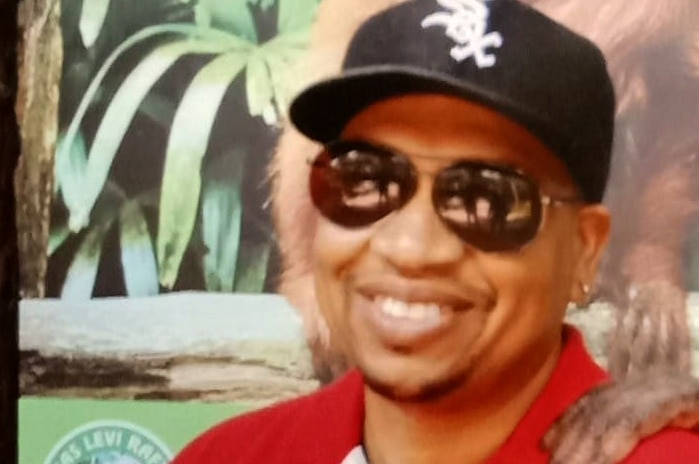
[289,0,616,203]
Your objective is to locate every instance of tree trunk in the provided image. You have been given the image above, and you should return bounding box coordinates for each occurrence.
[15,0,61,299]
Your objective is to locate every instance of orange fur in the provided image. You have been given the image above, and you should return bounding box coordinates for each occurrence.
[270,0,407,380]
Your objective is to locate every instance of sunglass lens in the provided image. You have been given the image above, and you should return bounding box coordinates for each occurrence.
[309,146,415,228]
[433,164,542,251]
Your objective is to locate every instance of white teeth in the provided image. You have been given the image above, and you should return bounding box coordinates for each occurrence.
[378,297,443,321]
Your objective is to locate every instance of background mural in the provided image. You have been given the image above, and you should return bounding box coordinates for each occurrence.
[47,0,323,297]
[13,0,699,463]
[18,1,322,462]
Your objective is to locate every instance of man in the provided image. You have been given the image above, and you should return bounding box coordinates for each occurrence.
[173,0,699,462]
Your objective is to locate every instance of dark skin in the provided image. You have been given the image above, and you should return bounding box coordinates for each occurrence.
[312,94,610,464]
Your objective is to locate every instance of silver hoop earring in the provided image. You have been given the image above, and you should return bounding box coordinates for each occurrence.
[581,283,590,296]
[568,282,591,311]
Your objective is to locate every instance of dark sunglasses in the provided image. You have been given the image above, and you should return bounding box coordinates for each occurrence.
[309,140,581,252]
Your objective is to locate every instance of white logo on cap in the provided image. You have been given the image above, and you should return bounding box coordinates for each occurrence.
[421,0,503,68]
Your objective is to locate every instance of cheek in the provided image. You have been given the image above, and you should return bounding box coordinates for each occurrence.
[503,242,575,318]
[477,229,578,355]
[518,214,581,302]
[312,220,373,329]
[313,220,374,275]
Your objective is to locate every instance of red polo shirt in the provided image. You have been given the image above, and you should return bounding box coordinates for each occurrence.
[173,328,699,463]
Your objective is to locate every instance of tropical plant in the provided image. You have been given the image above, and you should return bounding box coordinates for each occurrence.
[49,0,321,298]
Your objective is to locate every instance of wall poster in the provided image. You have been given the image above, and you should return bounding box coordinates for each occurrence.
[19,0,321,462]
[16,0,699,463]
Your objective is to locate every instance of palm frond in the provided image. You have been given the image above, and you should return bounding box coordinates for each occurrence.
[120,200,159,296]
[60,180,125,298]
[199,0,259,42]
[277,0,321,34]
[201,152,245,292]
[157,49,251,289]
[61,218,115,299]
[262,29,312,117]
[55,131,87,217]
[57,23,242,232]
[233,241,271,293]
[79,0,112,48]
[54,0,323,295]
[48,222,71,257]
[249,0,276,12]
[246,50,275,121]
[69,37,240,233]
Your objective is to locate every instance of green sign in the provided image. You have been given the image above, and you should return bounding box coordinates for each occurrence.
[43,420,172,464]
[20,398,253,464]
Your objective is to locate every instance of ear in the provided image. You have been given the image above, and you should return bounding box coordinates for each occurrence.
[569,204,611,305]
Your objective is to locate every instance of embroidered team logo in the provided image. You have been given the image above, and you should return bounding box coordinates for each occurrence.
[421,0,503,68]
[43,420,173,464]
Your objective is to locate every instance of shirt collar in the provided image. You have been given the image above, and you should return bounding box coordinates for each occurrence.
[484,325,609,462]
[338,325,608,463]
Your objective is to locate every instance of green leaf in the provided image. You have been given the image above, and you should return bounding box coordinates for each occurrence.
[120,201,159,297]
[277,0,321,34]
[262,31,312,64]
[264,55,291,119]
[58,24,241,232]
[201,152,245,292]
[139,93,177,128]
[262,33,310,118]
[200,0,258,42]
[249,0,275,11]
[60,179,126,297]
[157,50,250,289]
[69,38,240,233]
[246,50,275,120]
[55,131,88,215]
[194,2,213,28]
[79,0,112,48]
[60,220,113,300]
[48,221,71,257]
[133,189,161,209]
[234,241,271,293]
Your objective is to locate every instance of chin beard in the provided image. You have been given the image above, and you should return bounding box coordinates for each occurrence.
[362,368,471,403]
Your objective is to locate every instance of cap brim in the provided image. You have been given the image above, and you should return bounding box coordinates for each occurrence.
[289,65,563,150]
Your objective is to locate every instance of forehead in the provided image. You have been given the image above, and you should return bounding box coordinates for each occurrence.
[339,94,577,193]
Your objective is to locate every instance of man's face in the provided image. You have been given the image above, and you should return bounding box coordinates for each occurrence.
[311,94,608,403]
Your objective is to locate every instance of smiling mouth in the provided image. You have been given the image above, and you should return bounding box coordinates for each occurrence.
[353,275,485,314]
[351,276,487,345]
[377,296,445,322]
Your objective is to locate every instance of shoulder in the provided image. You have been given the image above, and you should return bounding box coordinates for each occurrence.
[172,370,365,464]
[621,428,699,463]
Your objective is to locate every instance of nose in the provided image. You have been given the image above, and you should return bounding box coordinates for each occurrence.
[369,180,466,274]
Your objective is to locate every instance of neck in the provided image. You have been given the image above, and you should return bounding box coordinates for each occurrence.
[362,344,562,464]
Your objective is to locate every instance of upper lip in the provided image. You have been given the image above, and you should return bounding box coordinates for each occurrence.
[351,274,492,310]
